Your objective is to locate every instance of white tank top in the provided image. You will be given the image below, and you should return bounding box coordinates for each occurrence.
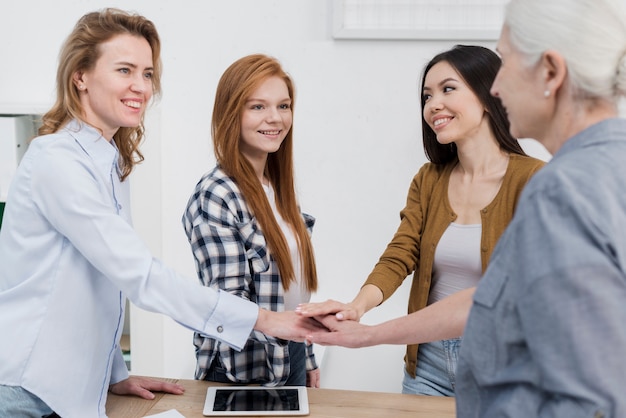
[428,222,482,305]
[263,183,310,310]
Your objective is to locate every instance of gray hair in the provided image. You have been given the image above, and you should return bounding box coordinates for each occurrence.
[504,0,626,101]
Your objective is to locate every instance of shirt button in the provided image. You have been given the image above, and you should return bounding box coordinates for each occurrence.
[217,325,224,333]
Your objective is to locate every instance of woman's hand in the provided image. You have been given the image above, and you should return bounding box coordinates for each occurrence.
[306,315,375,348]
[296,300,362,321]
[307,368,321,388]
[297,285,383,321]
[255,309,329,342]
[109,376,185,400]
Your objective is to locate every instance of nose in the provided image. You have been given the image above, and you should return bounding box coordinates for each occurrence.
[490,75,500,98]
[130,74,151,95]
[265,107,281,122]
[490,84,499,98]
[427,96,443,113]
[131,79,145,93]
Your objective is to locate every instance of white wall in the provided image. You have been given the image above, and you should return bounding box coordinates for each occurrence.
[0,0,550,393]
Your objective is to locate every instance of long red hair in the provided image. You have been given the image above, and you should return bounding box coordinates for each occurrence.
[212,54,317,292]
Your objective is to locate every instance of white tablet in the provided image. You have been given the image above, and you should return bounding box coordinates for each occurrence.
[203,386,309,416]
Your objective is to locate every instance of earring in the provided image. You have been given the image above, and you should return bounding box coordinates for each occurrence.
[78,84,85,90]
[544,90,550,98]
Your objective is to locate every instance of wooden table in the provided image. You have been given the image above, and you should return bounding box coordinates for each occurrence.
[106,378,456,417]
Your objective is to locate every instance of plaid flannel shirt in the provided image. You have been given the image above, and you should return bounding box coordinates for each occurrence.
[182,166,317,386]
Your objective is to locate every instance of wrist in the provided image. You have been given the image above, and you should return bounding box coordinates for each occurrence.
[254,307,267,332]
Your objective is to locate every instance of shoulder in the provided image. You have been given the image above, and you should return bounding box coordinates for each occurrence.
[185,167,250,224]
[28,131,94,181]
[509,154,546,173]
[413,161,449,184]
[410,162,453,197]
[193,167,242,202]
[504,154,546,187]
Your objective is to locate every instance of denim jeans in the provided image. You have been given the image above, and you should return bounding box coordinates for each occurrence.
[402,338,461,396]
[0,385,57,417]
[205,341,307,386]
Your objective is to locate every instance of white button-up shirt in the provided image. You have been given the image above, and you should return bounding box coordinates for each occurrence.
[0,120,257,417]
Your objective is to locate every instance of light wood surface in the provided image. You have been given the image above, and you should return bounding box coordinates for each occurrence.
[106,377,456,417]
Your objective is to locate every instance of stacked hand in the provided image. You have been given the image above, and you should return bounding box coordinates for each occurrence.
[296,300,375,348]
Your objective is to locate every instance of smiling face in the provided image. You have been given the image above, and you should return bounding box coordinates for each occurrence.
[239,76,293,168]
[74,33,154,140]
[422,61,490,147]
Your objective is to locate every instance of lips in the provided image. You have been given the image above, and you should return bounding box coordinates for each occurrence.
[433,117,451,127]
[122,100,142,109]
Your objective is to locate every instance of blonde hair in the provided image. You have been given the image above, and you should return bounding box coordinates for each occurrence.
[40,8,162,180]
[212,54,317,292]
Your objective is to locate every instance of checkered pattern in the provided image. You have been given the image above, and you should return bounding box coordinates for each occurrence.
[182,166,317,385]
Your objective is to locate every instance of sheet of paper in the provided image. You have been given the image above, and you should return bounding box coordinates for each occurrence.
[144,409,186,418]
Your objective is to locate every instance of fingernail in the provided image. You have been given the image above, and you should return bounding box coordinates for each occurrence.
[336,313,344,320]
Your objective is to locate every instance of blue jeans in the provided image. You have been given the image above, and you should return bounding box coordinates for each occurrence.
[205,341,306,386]
[402,338,461,396]
[0,385,56,417]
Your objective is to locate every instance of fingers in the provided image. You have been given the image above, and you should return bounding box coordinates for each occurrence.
[110,377,185,399]
[145,380,185,395]
[306,368,321,388]
[314,314,343,331]
[296,300,346,317]
[305,330,341,346]
[334,308,359,321]
[134,386,157,400]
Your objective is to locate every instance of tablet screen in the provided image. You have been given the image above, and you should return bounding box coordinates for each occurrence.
[203,386,309,416]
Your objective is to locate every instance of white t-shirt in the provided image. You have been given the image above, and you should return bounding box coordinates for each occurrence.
[263,183,310,310]
[428,222,482,305]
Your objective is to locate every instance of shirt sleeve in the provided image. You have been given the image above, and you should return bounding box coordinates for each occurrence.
[183,181,278,346]
[31,140,257,351]
[364,169,425,300]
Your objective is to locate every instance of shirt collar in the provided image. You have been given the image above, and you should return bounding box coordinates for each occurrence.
[62,119,120,176]
[553,117,626,160]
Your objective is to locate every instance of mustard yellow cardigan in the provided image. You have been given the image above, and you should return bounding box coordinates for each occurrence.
[363,153,545,377]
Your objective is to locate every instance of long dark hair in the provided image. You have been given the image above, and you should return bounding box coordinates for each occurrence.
[420,45,525,164]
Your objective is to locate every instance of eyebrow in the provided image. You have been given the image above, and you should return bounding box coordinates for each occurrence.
[115,61,154,71]
[245,97,291,103]
[422,77,458,91]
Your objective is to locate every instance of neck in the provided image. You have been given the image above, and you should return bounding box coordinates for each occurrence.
[244,155,268,185]
[456,137,509,177]
[540,95,618,155]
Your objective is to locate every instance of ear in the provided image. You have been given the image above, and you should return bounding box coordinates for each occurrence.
[540,50,567,97]
[72,71,85,90]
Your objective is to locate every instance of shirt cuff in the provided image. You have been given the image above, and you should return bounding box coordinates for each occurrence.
[204,290,258,351]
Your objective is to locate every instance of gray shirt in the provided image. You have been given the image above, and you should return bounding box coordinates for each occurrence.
[456,118,626,418]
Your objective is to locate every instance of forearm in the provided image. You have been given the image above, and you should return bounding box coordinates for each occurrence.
[351,284,384,317]
[370,287,474,345]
